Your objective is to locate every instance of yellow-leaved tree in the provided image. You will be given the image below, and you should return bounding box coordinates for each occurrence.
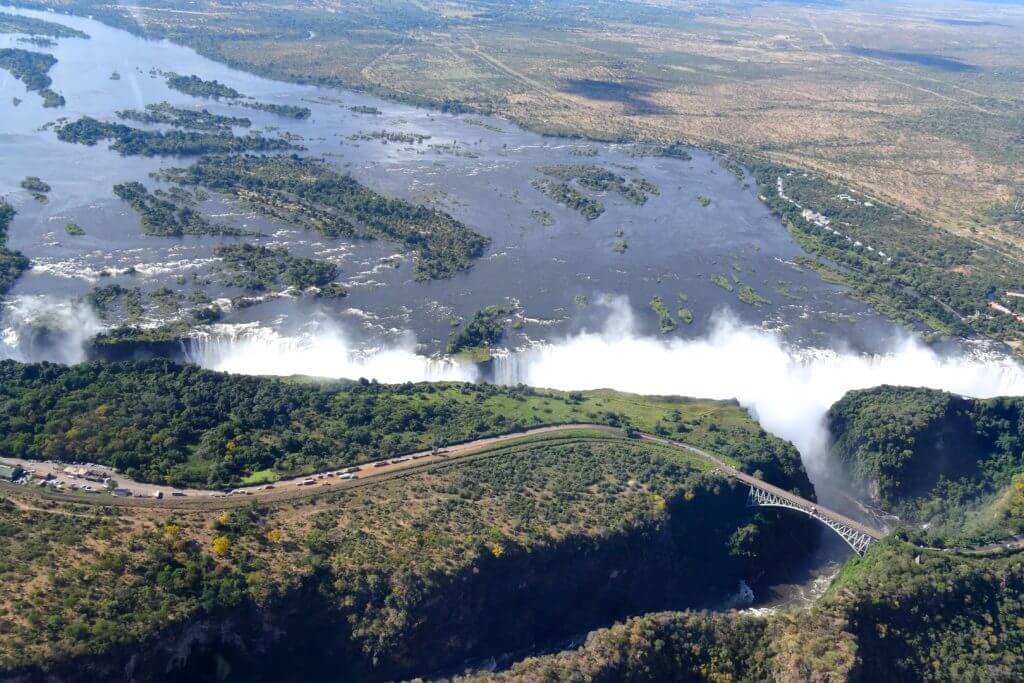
[212,535,231,556]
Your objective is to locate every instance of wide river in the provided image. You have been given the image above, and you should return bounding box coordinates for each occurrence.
[0,5,919,364]
[5,6,1024,614]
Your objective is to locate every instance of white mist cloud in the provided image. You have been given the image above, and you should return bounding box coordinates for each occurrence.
[0,296,102,364]
[183,297,1024,483]
[14,293,1022,487]
[188,321,477,384]
[492,299,1024,479]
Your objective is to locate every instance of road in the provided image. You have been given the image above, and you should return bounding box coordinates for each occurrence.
[0,424,882,543]
[8,425,1022,556]
[0,424,621,503]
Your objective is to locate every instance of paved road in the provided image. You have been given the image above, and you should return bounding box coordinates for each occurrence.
[1,424,621,502]
[0,423,883,543]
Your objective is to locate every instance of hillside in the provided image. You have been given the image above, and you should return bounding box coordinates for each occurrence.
[827,385,1024,543]
[0,360,811,495]
[465,539,1024,682]
[0,434,815,680]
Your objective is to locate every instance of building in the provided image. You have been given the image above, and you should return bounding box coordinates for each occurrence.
[0,464,24,481]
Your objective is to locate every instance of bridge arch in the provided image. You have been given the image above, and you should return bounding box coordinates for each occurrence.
[746,486,879,555]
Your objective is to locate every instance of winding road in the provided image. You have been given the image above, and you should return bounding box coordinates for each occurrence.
[1,424,885,550]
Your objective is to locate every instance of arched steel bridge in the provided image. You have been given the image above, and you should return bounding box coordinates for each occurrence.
[640,434,885,554]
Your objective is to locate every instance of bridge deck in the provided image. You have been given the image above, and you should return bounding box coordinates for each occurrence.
[640,434,884,540]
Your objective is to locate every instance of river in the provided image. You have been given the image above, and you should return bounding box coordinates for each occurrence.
[0,5,913,361]
[3,4,1024,618]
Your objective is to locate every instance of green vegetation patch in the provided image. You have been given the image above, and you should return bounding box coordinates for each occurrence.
[531,178,604,220]
[737,285,769,306]
[529,208,554,226]
[649,296,676,334]
[349,129,430,144]
[113,181,252,237]
[116,102,252,132]
[20,175,50,202]
[0,12,89,38]
[161,155,489,280]
[64,222,84,236]
[0,48,63,106]
[636,142,692,161]
[711,274,733,291]
[829,386,1024,544]
[214,242,340,293]
[86,284,143,320]
[0,201,30,295]
[240,101,311,119]
[485,538,1024,682]
[56,116,294,156]
[0,360,809,492]
[539,164,659,205]
[0,436,809,676]
[447,304,515,358]
[165,71,242,99]
[748,157,1024,341]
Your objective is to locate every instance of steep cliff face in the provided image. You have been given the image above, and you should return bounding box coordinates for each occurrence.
[827,385,1024,542]
[6,481,814,683]
[828,386,1007,506]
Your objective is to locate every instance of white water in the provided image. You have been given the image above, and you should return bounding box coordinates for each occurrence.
[188,321,477,383]
[183,298,1024,478]
[0,296,102,364]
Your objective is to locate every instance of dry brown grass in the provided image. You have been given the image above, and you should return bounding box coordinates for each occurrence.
[32,0,1024,251]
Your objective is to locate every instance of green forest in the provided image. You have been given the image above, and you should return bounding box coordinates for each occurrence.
[0,47,63,106]
[116,101,252,132]
[0,201,30,294]
[164,71,241,99]
[447,304,515,357]
[829,385,1024,544]
[483,538,1024,682]
[162,155,489,279]
[0,360,809,492]
[214,242,341,292]
[0,438,813,679]
[747,156,1024,341]
[113,181,251,236]
[57,117,294,156]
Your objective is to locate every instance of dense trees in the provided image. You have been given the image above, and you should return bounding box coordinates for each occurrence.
[164,72,241,99]
[57,116,294,156]
[162,155,490,279]
[164,72,310,118]
[829,385,1024,543]
[0,439,813,679]
[113,181,251,236]
[214,242,341,292]
[240,101,311,119]
[747,157,1024,341]
[0,201,29,294]
[539,164,658,205]
[446,304,515,356]
[0,360,811,492]
[116,102,252,132]
[531,177,604,219]
[0,12,89,39]
[0,47,63,106]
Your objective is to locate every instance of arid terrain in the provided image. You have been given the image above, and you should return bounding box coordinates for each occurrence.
[25,0,1024,250]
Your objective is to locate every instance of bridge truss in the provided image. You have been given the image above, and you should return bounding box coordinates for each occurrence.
[746,486,877,555]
